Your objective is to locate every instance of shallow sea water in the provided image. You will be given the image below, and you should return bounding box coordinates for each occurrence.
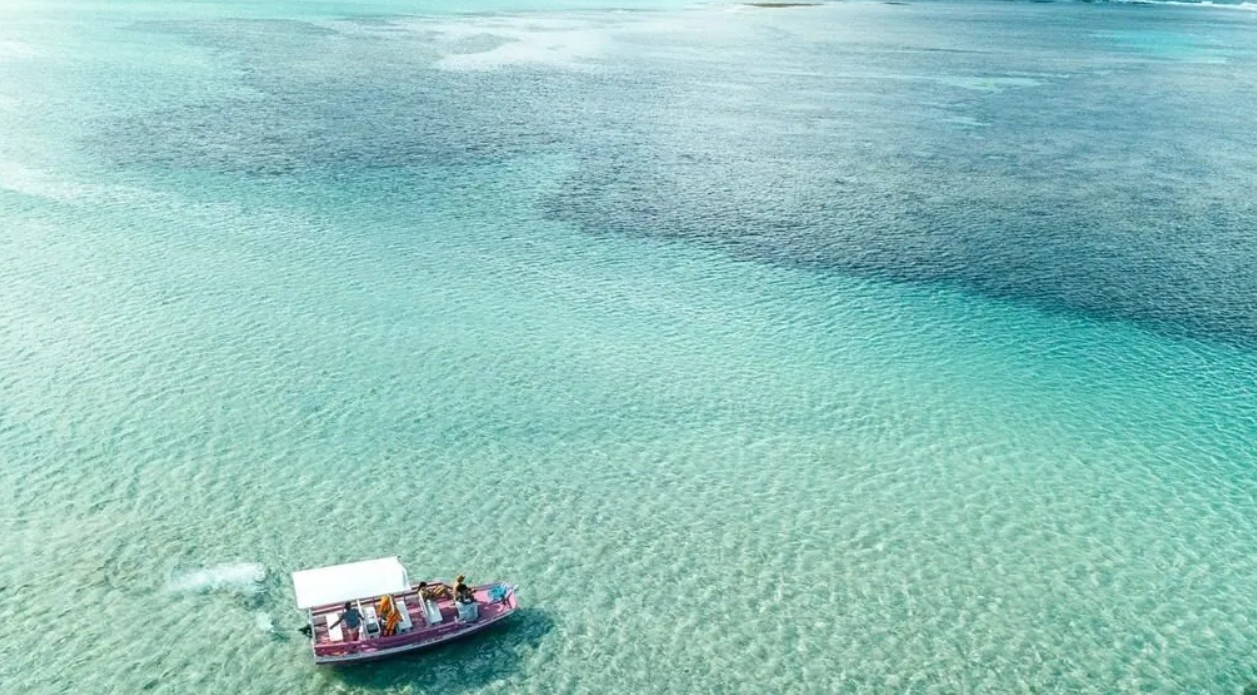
[2,1,1257,693]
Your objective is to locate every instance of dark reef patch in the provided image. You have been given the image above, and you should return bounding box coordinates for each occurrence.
[99,10,1257,346]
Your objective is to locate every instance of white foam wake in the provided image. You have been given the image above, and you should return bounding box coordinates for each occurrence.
[167,562,266,594]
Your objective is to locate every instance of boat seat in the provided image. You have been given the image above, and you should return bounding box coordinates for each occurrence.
[324,613,343,643]
[362,603,380,638]
[422,598,443,626]
[393,597,413,633]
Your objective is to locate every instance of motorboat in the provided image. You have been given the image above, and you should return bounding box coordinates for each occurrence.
[291,556,518,665]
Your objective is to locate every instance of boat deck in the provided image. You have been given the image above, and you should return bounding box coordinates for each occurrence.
[308,583,516,662]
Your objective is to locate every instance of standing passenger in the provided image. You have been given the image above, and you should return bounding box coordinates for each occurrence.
[329,601,363,641]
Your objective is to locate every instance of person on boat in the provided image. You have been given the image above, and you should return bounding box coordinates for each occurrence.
[376,594,397,636]
[329,601,363,641]
[377,594,394,618]
[383,605,401,636]
[417,580,451,600]
[454,575,474,604]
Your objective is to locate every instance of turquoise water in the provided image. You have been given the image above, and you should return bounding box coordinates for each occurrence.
[3,1,1257,692]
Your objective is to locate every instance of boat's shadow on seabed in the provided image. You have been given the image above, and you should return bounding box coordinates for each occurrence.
[321,608,556,693]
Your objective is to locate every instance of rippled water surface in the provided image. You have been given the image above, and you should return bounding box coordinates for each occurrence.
[3,1,1257,692]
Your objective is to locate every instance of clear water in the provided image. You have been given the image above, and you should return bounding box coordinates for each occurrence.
[2,1,1257,692]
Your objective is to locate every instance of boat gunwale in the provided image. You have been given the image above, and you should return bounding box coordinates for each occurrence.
[305,581,519,664]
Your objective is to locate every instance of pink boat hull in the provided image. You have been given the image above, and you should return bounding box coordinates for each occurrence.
[306,582,519,665]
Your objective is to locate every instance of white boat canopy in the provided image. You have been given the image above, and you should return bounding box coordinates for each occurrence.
[292,556,411,609]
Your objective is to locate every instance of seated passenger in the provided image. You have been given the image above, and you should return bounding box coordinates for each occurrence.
[377,595,396,636]
[385,608,401,636]
[454,575,474,604]
[417,581,450,600]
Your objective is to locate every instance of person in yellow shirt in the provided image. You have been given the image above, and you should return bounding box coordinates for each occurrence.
[376,594,396,635]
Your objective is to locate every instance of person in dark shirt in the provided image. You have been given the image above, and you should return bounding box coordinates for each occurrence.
[329,601,363,641]
[453,575,474,604]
